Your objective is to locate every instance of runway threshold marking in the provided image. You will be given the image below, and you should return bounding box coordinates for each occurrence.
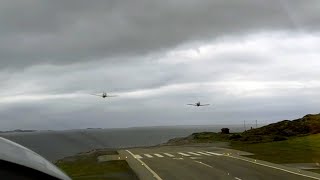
[226,155,320,180]
[188,152,201,156]
[194,161,213,168]
[144,154,153,158]
[135,155,142,159]
[164,153,174,157]
[154,154,164,158]
[197,152,212,156]
[206,152,223,156]
[190,157,202,160]
[178,152,191,157]
[126,150,163,180]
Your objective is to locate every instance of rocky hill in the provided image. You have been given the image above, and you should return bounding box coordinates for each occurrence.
[165,113,320,144]
[244,113,320,136]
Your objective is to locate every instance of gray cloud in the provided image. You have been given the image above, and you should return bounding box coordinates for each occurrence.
[1,0,320,68]
[0,1,320,130]
[1,87,320,130]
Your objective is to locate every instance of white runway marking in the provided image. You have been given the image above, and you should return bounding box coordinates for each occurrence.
[178,152,191,157]
[206,152,223,156]
[173,158,184,160]
[188,152,201,156]
[164,153,174,157]
[144,154,153,158]
[226,155,320,180]
[197,152,212,156]
[126,150,163,180]
[135,155,142,159]
[194,161,213,168]
[190,157,202,160]
[154,153,164,158]
[235,177,242,180]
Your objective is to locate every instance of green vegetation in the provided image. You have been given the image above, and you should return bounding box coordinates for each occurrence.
[309,169,320,174]
[165,131,231,145]
[238,113,320,143]
[167,113,320,144]
[55,149,138,180]
[192,132,230,142]
[165,113,320,174]
[231,134,320,164]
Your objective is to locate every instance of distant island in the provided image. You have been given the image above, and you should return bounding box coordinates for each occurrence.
[0,129,37,133]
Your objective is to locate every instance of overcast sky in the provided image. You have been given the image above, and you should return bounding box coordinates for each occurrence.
[0,0,320,130]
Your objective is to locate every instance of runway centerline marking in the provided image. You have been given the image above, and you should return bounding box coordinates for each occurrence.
[154,154,164,158]
[188,152,201,156]
[194,161,213,168]
[126,150,163,180]
[164,153,174,157]
[234,177,242,180]
[144,154,153,158]
[226,155,320,180]
[178,152,191,157]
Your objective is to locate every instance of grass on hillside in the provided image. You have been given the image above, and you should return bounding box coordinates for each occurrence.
[309,169,320,174]
[55,150,138,180]
[192,132,230,141]
[230,134,320,164]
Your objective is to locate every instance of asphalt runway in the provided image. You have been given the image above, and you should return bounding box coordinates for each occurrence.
[119,146,320,180]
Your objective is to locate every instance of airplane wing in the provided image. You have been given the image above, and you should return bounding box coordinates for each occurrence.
[199,104,210,106]
[89,94,102,97]
[187,104,196,106]
[107,95,118,97]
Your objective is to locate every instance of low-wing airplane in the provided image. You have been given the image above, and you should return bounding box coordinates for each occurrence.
[187,102,210,107]
[90,92,118,98]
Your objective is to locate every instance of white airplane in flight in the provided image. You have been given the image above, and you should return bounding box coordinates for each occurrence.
[187,102,210,107]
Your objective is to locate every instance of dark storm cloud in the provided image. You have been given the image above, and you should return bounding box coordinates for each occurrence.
[0,0,320,68]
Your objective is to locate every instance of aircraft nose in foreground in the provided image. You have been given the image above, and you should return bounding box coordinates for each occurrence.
[0,137,71,180]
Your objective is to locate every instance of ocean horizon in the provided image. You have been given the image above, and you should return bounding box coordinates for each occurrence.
[0,124,255,162]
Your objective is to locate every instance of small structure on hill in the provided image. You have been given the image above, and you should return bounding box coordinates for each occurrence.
[221,128,230,134]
